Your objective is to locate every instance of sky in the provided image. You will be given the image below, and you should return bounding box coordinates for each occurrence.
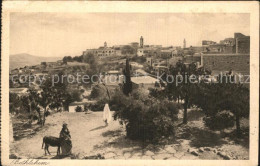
[10,13,250,57]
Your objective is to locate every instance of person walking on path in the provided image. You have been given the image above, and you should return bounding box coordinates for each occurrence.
[103,103,112,126]
[59,123,72,156]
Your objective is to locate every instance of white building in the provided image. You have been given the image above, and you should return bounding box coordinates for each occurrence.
[131,76,160,89]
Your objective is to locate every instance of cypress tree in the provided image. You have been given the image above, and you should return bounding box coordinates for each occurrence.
[123,58,132,95]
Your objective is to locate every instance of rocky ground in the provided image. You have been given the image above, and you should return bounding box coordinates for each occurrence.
[10,109,249,160]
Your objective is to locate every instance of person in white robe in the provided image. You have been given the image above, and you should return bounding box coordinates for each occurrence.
[103,103,112,126]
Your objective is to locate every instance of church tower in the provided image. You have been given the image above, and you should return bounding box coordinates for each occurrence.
[140,36,144,48]
[104,41,107,48]
[183,39,186,48]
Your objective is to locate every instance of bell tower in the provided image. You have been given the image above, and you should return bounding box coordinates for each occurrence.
[183,39,186,48]
[140,36,144,48]
[104,41,107,48]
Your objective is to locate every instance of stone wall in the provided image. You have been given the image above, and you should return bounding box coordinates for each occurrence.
[183,55,200,64]
[236,37,250,54]
[202,54,249,75]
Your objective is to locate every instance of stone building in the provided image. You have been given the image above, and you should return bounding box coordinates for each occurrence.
[137,46,161,57]
[235,33,250,54]
[183,32,250,76]
[220,38,236,46]
[83,42,117,58]
[131,76,160,90]
[203,33,250,54]
[184,54,201,65]
[201,54,249,75]
[202,40,217,46]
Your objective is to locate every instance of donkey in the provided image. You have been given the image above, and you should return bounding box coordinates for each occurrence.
[42,136,62,155]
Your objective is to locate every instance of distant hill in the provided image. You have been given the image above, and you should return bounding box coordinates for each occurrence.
[10,53,62,70]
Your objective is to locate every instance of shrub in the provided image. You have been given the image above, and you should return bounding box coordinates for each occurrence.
[194,82,249,137]
[203,110,235,131]
[70,90,82,102]
[89,99,108,111]
[131,88,150,101]
[75,106,83,112]
[149,88,166,100]
[89,84,110,101]
[111,90,179,142]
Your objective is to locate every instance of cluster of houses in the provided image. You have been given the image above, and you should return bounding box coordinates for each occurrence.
[9,32,250,113]
[83,36,183,59]
[82,33,249,76]
[144,33,250,76]
[9,60,90,88]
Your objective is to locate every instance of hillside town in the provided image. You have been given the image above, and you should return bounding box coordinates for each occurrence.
[10,32,250,89]
[9,33,250,160]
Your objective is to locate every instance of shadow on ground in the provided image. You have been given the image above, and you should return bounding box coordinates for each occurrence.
[93,129,145,153]
[90,125,108,131]
[102,129,122,137]
[186,109,204,122]
[225,127,249,149]
[189,127,227,148]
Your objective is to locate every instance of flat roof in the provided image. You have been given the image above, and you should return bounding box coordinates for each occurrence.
[10,88,28,93]
[131,76,159,84]
[202,54,249,56]
[108,70,120,74]
[135,69,148,75]
[69,100,96,106]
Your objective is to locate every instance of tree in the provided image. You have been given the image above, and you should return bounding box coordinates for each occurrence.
[121,45,135,55]
[63,56,73,63]
[49,72,70,112]
[217,81,249,137]
[27,88,41,123]
[83,53,96,64]
[166,61,201,124]
[122,58,132,96]
[38,79,53,126]
[73,55,83,62]
[70,90,82,102]
[89,84,109,101]
[83,52,100,84]
[193,75,249,137]
[111,90,179,142]
[203,110,235,133]
[9,93,22,114]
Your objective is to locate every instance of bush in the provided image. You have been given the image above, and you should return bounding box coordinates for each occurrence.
[75,106,83,112]
[70,90,82,102]
[89,84,110,101]
[89,99,108,111]
[131,88,150,101]
[203,110,235,131]
[111,90,179,142]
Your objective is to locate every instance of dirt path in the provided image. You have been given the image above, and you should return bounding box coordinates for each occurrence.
[10,110,249,160]
[11,111,122,159]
